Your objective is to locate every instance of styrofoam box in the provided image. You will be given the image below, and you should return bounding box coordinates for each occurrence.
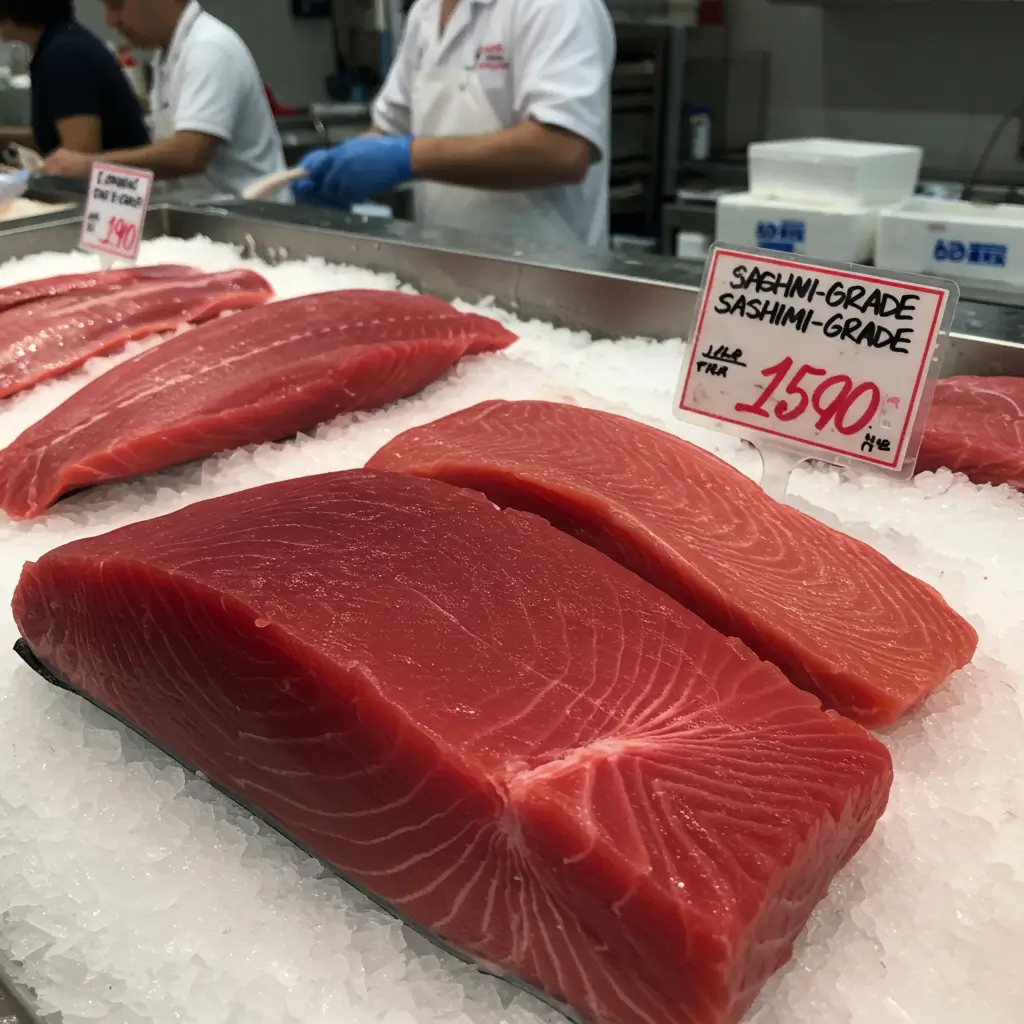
[749,138,923,208]
[876,197,1024,286]
[675,230,711,261]
[715,191,881,265]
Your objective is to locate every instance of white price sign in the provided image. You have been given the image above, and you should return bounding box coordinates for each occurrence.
[79,161,154,264]
[676,246,958,472]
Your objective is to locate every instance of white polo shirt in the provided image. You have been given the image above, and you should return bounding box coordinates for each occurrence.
[152,2,287,199]
[372,0,616,248]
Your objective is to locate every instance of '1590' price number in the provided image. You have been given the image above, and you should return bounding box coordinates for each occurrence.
[99,215,138,254]
[736,356,882,436]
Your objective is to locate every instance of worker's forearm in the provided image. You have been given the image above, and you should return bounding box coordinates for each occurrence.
[410,122,590,190]
[99,138,203,180]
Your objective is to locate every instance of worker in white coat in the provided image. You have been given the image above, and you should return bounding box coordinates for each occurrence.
[294,0,616,249]
[42,0,287,199]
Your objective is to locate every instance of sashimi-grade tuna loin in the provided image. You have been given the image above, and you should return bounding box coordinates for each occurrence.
[0,264,202,315]
[12,470,893,1024]
[917,376,1024,491]
[367,400,978,728]
[0,268,273,399]
[0,290,515,519]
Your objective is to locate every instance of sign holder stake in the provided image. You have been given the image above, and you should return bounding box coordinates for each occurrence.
[758,447,805,503]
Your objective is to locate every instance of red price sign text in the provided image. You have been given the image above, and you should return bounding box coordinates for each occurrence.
[79,161,154,263]
[737,356,883,437]
[98,215,139,256]
[675,248,952,471]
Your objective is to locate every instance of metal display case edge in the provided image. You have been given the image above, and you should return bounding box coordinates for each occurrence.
[0,201,1017,379]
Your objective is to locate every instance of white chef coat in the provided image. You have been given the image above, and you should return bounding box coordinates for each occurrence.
[151,1,288,199]
[372,0,615,249]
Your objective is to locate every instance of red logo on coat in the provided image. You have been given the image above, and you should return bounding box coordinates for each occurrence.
[475,43,510,71]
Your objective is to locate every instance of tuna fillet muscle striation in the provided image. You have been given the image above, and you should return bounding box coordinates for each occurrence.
[917,376,1024,491]
[0,268,273,399]
[12,470,893,1024]
[367,400,978,727]
[0,264,202,315]
[0,290,515,519]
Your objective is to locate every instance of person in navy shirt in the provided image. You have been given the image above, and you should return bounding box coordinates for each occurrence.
[0,0,149,157]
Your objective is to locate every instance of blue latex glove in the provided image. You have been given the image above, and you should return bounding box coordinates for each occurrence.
[292,149,332,206]
[292,136,414,210]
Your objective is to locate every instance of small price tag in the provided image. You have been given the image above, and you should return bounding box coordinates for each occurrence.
[676,245,958,473]
[79,161,154,264]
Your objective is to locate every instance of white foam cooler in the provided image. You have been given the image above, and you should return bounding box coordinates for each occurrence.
[748,138,923,208]
[876,197,1024,286]
[715,191,880,264]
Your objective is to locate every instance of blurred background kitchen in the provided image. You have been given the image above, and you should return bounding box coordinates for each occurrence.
[3,0,1024,300]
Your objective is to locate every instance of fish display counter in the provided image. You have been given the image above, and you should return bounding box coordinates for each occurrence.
[0,202,1020,1024]
[0,173,83,227]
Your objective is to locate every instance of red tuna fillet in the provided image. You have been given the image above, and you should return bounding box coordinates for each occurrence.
[12,469,893,1024]
[917,376,1024,491]
[0,290,515,519]
[367,400,978,728]
[0,268,273,399]
[0,264,203,315]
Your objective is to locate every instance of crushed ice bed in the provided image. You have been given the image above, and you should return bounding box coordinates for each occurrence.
[0,237,1022,1024]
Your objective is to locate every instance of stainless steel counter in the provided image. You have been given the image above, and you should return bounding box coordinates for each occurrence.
[0,198,1020,378]
[18,177,1024,360]
[275,105,373,165]
[204,198,1024,366]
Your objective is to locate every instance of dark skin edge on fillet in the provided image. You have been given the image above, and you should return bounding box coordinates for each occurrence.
[9,637,592,1024]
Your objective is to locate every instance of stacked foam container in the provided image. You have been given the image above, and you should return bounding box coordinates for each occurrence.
[715,138,923,263]
[875,196,1024,287]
